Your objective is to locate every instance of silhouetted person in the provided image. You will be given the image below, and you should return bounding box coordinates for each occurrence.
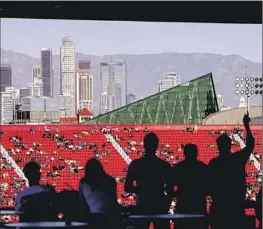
[208,114,255,229]
[124,133,171,229]
[15,161,57,222]
[79,158,119,229]
[168,144,209,229]
[255,188,262,229]
[58,189,88,222]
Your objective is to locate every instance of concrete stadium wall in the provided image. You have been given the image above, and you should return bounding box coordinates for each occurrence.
[0,124,261,131]
[203,106,262,125]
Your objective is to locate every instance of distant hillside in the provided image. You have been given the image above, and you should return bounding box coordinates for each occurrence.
[1,49,262,115]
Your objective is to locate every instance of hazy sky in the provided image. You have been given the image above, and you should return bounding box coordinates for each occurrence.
[1,19,262,62]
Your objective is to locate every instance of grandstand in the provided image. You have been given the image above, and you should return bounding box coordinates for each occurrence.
[0,72,261,228]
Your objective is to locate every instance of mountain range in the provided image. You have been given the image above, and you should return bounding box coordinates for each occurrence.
[1,48,262,115]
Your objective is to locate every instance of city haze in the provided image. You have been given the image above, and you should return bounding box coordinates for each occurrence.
[1,19,262,62]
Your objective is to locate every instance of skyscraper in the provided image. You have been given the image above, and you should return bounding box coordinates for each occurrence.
[0,64,12,92]
[32,64,41,81]
[30,64,43,97]
[60,37,76,117]
[216,94,224,111]
[0,91,14,124]
[28,78,43,97]
[19,88,30,98]
[100,61,127,114]
[41,49,53,97]
[79,60,91,71]
[5,87,20,99]
[159,72,180,92]
[76,69,93,113]
[59,93,75,118]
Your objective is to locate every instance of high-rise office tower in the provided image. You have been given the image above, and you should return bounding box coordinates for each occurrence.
[41,49,53,97]
[60,37,76,117]
[216,94,224,111]
[30,64,43,97]
[79,60,91,72]
[0,64,12,92]
[19,88,30,98]
[76,69,93,113]
[32,64,41,81]
[159,72,180,92]
[5,87,20,99]
[4,87,20,122]
[0,91,14,124]
[100,61,127,114]
[59,93,75,118]
[28,78,43,97]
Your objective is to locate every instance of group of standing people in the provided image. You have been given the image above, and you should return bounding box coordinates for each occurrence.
[15,113,260,229]
[124,113,258,229]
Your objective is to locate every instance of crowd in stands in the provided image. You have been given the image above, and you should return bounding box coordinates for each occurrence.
[0,114,261,229]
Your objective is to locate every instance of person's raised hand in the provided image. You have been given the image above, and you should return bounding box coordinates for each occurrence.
[243,112,251,127]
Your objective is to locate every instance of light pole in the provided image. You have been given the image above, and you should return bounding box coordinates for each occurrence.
[235,75,262,114]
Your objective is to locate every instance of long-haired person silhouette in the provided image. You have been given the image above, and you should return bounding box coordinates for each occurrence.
[125,132,171,229]
[79,158,119,229]
[208,113,255,229]
[168,143,209,229]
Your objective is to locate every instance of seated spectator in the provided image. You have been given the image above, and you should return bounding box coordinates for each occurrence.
[15,162,57,222]
[29,127,36,134]
[79,158,119,229]
[57,189,87,222]
[124,147,129,154]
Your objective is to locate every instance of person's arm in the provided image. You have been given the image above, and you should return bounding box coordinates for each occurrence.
[124,162,137,194]
[237,113,255,161]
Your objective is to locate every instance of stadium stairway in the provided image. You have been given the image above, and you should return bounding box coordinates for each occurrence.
[0,144,28,184]
[233,134,261,171]
[105,133,132,164]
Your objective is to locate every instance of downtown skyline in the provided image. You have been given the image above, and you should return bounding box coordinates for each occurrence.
[0,36,131,120]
